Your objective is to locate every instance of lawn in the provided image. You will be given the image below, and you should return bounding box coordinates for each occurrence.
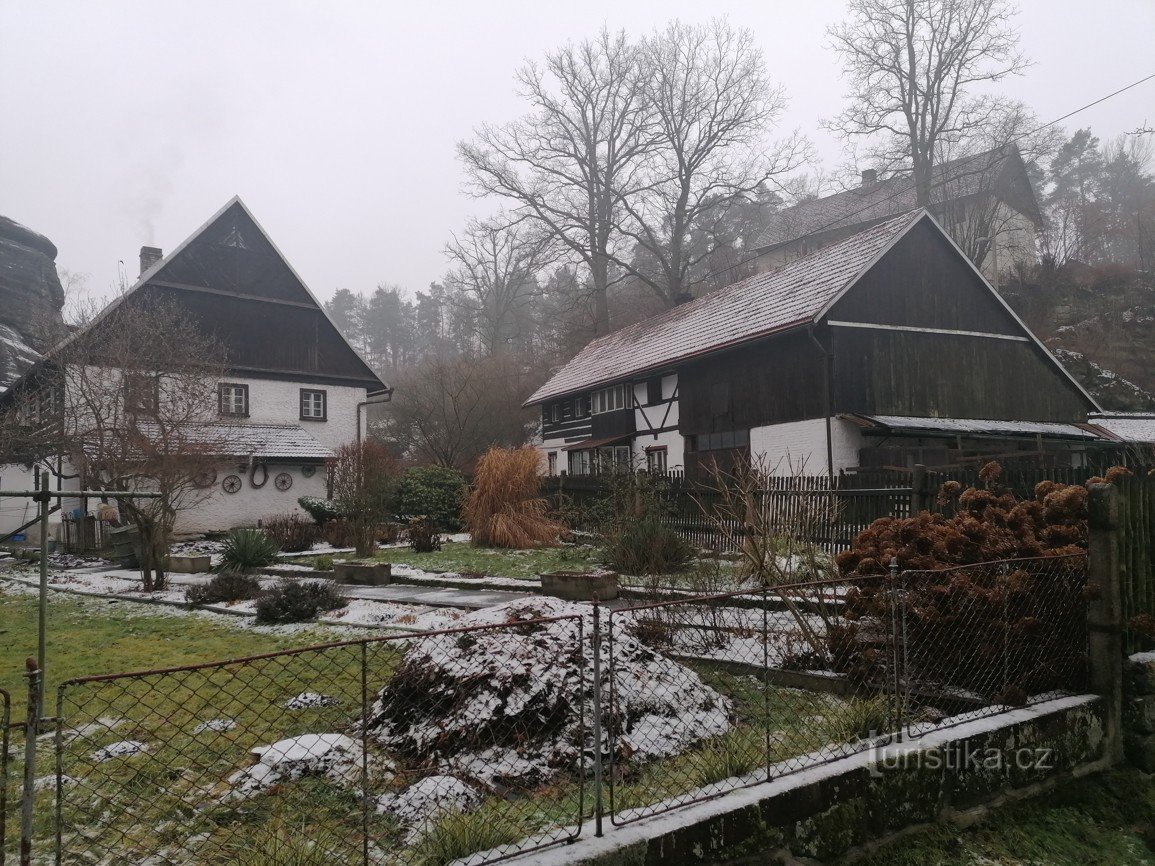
[855,767,1155,866]
[0,583,332,697]
[311,541,605,580]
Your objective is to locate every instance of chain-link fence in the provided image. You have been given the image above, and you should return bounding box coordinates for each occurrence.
[895,554,1089,738]
[52,611,586,866]
[604,578,900,825]
[1,554,1093,863]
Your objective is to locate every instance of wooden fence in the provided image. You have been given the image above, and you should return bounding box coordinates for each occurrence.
[1118,475,1155,651]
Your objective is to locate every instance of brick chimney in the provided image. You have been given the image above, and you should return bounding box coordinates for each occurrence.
[139,246,163,275]
[860,169,878,187]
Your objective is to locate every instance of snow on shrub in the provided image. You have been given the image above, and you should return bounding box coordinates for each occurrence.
[361,597,732,789]
[226,733,389,799]
[376,775,483,843]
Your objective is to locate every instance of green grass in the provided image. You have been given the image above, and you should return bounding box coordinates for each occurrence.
[857,768,1155,866]
[307,541,604,580]
[0,582,333,697]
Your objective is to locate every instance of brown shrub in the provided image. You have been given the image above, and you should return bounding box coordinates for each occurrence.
[464,447,563,549]
[262,513,319,553]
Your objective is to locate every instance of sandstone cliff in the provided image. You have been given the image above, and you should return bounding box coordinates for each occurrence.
[0,215,64,393]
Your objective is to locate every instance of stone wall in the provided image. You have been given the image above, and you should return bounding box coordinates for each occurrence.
[1125,651,1155,770]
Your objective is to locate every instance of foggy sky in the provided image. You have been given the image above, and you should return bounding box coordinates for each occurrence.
[2,0,1152,310]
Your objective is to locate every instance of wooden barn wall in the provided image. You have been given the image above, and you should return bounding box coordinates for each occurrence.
[678,331,826,435]
[827,219,1023,334]
[831,327,1091,421]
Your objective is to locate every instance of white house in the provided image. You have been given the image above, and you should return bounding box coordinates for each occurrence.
[0,197,389,539]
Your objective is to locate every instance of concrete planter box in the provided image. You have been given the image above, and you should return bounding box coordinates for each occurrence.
[334,562,392,586]
[539,570,618,601]
[167,554,211,574]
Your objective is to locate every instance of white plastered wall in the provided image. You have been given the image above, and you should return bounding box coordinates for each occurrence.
[749,417,863,476]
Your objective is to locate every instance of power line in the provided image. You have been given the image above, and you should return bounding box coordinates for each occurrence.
[689,71,1155,289]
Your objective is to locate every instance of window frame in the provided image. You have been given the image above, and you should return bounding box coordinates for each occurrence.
[592,384,630,415]
[299,388,327,421]
[123,372,160,416]
[218,382,250,418]
[646,446,668,473]
[547,451,558,476]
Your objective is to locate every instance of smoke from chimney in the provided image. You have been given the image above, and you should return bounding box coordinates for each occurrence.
[139,246,163,275]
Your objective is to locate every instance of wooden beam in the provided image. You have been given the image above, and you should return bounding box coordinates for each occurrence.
[149,280,318,310]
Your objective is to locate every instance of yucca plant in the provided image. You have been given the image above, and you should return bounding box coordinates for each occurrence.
[464,447,563,549]
[216,528,281,573]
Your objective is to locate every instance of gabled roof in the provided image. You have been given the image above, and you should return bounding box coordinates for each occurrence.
[753,146,1040,251]
[4,197,388,397]
[525,211,925,405]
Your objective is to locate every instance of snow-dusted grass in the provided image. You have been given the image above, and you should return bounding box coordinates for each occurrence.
[340,541,604,580]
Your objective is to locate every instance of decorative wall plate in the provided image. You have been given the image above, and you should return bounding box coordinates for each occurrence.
[222,474,242,494]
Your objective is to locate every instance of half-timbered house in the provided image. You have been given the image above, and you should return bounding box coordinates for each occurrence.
[527,209,1101,479]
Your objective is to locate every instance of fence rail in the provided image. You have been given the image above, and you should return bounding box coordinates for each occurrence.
[0,554,1095,864]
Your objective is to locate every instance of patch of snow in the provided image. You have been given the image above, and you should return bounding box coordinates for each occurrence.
[91,740,148,761]
[376,775,483,841]
[283,692,341,710]
[193,719,237,734]
[226,733,387,799]
[33,775,78,793]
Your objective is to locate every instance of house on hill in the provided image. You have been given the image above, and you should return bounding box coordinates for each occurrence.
[753,147,1042,284]
[526,210,1102,479]
[0,197,389,537]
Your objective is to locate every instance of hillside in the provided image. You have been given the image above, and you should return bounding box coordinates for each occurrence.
[1002,265,1155,411]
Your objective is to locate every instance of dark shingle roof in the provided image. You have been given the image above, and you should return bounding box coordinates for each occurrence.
[754,147,1030,251]
[525,210,925,405]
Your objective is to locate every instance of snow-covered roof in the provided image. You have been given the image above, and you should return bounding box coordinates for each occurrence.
[137,422,332,460]
[1087,413,1155,444]
[847,414,1104,441]
[526,211,925,405]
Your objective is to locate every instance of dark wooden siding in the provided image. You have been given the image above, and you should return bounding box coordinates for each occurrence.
[591,407,635,439]
[827,219,1023,334]
[541,397,592,441]
[832,327,1092,421]
[678,330,826,435]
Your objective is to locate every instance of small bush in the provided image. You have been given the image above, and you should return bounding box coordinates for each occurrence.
[393,466,467,531]
[217,528,281,573]
[408,806,522,866]
[603,519,693,575]
[323,518,356,549]
[408,515,442,553]
[313,555,334,572]
[297,496,343,525]
[263,513,319,553]
[185,572,263,605]
[692,734,763,787]
[254,581,348,624]
[464,447,563,549]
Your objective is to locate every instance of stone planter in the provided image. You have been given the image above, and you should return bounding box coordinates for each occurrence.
[334,562,392,586]
[539,570,618,601]
[167,554,211,574]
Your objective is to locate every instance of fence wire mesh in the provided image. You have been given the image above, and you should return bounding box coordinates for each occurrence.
[604,579,900,825]
[52,613,585,866]
[895,554,1090,737]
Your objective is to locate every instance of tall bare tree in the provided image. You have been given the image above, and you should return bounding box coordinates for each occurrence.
[443,217,555,356]
[458,29,655,335]
[618,20,805,306]
[827,0,1029,206]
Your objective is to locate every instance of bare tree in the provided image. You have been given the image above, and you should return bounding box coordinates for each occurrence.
[5,295,237,590]
[827,0,1029,206]
[328,440,398,557]
[373,354,542,471]
[443,216,555,356]
[458,29,655,335]
[618,20,805,306]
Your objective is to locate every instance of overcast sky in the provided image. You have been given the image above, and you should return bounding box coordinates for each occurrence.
[2,0,1152,309]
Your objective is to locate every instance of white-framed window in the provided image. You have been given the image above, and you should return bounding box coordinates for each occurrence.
[595,445,632,472]
[646,446,667,473]
[124,373,159,416]
[547,452,558,476]
[567,449,591,476]
[592,384,629,414]
[300,389,327,421]
[219,383,249,417]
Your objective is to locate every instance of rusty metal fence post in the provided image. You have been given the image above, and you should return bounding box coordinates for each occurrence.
[19,665,40,866]
[590,599,604,837]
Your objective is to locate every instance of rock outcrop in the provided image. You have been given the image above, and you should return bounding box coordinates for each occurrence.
[0,214,64,392]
